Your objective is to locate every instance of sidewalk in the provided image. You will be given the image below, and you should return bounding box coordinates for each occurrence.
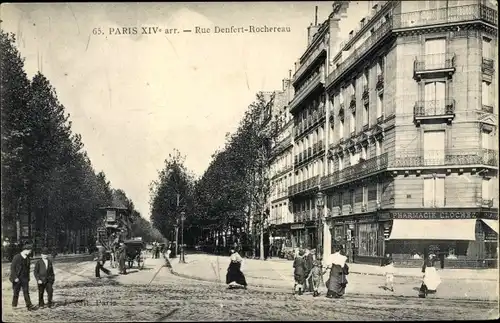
[169,253,498,301]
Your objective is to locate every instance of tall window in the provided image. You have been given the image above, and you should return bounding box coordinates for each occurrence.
[376,140,382,156]
[483,36,492,59]
[362,186,368,207]
[423,176,445,207]
[425,38,446,69]
[350,111,356,133]
[423,130,445,165]
[376,93,384,118]
[482,81,491,107]
[350,151,360,165]
[482,177,491,200]
[338,156,344,171]
[376,182,382,202]
[482,129,491,150]
[350,189,355,207]
[339,118,344,139]
[377,57,385,76]
[363,103,369,125]
[358,223,378,257]
[424,81,446,114]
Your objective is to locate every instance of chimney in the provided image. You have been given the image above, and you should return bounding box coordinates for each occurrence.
[315,5,318,25]
[288,69,292,79]
[307,6,321,45]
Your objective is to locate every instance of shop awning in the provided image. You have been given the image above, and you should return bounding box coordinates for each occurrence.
[389,219,477,241]
[481,219,499,234]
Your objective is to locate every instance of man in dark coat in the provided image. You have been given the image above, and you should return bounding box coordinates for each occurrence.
[305,249,315,293]
[10,243,34,310]
[293,249,307,295]
[94,246,111,278]
[118,243,127,275]
[33,247,55,308]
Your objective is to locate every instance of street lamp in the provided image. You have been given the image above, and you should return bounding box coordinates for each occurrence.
[180,211,186,263]
[315,191,325,259]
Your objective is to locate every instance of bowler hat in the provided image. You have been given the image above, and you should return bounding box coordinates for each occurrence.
[22,244,33,250]
[41,247,49,255]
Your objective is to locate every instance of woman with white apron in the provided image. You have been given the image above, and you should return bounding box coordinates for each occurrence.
[419,253,441,298]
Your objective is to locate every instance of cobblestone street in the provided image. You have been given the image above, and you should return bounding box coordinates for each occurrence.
[2,256,498,321]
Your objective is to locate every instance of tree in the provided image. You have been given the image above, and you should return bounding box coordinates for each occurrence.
[150,150,195,246]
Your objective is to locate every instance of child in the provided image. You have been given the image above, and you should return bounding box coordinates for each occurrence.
[383,254,395,292]
[306,259,327,297]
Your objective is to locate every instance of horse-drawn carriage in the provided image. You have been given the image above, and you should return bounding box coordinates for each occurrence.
[124,239,145,270]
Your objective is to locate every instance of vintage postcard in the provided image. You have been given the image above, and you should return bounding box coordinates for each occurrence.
[1,1,499,321]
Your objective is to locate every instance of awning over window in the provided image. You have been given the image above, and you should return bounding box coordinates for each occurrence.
[481,219,499,234]
[389,219,477,241]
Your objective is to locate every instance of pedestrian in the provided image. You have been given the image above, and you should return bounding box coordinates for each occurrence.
[325,247,349,299]
[10,243,34,310]
[118,243,127,275]
[94,245,111,278]
[164,246,172,268]
[33,247,55,308]
[419,253,441,298]
[306,259,327,297]
[305,249,315,293]
[382,253,395,292]
[226,249,247,289]
[293,249,307,295]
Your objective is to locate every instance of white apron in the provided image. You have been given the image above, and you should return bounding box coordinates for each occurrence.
[423,267,441,291]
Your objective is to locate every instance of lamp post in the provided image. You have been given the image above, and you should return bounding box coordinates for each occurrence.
[173,221,178,258]
[315,191,325,259]
[180,211,186,263]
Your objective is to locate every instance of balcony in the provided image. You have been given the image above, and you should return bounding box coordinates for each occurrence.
[482,57,494,76]
[393,4,498,30]
[414,99,455,125]
[414,53,456,80]
[321,153,389,189]
[288,176,320,197]
[290,70,325,112]
[392,149,498,168]
[362,85,369,104]
[327,19,393,88]
[376,74,384,91]
[349,94,356,111]
[482,105,494,113]
[293,42,326,85]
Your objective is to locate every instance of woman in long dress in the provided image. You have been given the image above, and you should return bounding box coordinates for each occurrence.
[325,248,349,298]
[293,249,307,295]
[419,253,441,298]
[226,249,247,289]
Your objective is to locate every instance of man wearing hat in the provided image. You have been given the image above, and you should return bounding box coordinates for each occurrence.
[34,247,55,307]
[9,243,34,310]
[94,245,111,278]
[118,242,127,275]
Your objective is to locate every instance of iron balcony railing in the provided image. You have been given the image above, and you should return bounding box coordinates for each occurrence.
[288,175,320,196]
[294,42,326,85]
[321,153,389,188]
[482,105,494,113]
[414,99,455,117]
[362,85,369,100]
[414,53,456,73]
[290,70,324,112]
[393,4,498,29]
[376,74,384,90]
[392,149,498,168]
[294,105,327,139]
[327,19,393,87]
[482,57,494,74]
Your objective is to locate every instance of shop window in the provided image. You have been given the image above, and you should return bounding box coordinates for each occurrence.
[358,223,378,257]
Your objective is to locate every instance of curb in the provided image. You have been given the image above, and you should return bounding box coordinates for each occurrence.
[168,267,497,303]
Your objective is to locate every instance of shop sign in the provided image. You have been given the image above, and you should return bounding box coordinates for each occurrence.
[291,224,305,230]
[392,211,479,220]
[481,212,498,220]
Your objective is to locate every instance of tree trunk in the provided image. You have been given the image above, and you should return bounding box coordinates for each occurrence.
[259,213,264,260]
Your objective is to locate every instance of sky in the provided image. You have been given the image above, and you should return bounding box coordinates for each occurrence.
[1,2,334,220]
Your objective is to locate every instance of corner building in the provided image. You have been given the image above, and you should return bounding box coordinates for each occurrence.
[319,0,498,268]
